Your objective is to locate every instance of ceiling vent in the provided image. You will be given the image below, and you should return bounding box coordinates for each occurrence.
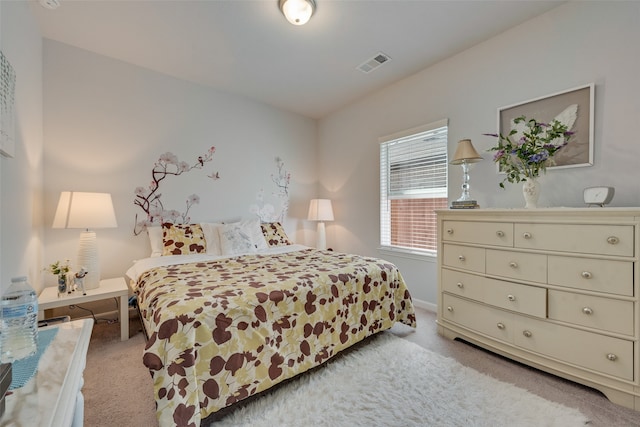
[357,52,391,74]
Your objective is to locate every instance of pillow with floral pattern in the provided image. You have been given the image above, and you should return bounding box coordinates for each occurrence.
[261,222,293,246]
[162,223,206,255]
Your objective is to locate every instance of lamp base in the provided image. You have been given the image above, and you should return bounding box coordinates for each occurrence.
[77,230,100,290]
[316,222,327,250]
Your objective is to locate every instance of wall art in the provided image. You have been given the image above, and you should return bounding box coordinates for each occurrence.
[498,83,594,169]
[133,146,219,235]
[250,156,290,223]
[0,51,16,158]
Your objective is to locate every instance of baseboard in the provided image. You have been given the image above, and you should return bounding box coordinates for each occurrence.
[412,298,436,313]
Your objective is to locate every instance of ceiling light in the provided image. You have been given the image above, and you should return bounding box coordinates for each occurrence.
[279,0,316,26]
[39,0,61,10]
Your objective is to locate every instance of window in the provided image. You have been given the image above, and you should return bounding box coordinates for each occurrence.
[380,119,448,254]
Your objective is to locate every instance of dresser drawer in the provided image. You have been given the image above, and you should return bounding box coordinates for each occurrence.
[484,278,546,318]
[442,221,513,247]
[547,255,633,297]
[442,294,513,343]
[486,249,547,284]
[514,315,633,381]
[548,290,634,336]
[441,268,485,301]
[514,223,634,257]
[442,244,485,273]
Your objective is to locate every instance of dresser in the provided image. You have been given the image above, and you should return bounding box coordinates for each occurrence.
[436,208,640,410]
[0,319,93,427]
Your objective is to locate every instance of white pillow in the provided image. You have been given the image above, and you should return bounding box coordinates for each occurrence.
[219,219,268,256]
[147,226,163,257]
[200,222,224,256]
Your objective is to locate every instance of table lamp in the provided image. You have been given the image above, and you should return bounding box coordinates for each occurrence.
[52,191,117,290]
[307,199,334,250]
[450,139,482,205]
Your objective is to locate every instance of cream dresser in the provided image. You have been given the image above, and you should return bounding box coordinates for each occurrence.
[436,208,640,410]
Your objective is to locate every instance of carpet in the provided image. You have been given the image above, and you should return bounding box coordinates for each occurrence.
[212,332,589,427]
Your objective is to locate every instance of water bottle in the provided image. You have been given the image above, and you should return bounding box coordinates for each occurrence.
[0,276,38,363]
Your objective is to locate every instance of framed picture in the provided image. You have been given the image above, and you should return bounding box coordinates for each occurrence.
[498,83,594,169]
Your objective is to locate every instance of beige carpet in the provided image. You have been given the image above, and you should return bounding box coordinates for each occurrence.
[83,309,640,426]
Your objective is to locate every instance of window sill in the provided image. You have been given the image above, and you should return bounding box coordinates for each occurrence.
[378,247,437,262]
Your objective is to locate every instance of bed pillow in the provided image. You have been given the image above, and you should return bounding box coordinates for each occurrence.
[147,226,163,257]
[200,222,224,256]
[162,223,207,256]
[219,219,268,255]
[261,222,293,246]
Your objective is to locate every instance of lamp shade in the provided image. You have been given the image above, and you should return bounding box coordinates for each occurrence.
[53,191,117,230]
[279,0,316,25]
[450,139,482,165]
[307,199,334,221]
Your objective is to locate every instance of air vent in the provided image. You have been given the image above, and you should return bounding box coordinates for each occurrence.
[357,52,391,73]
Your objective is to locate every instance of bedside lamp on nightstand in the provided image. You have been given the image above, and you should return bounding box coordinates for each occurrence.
[308,198,334,250]
[52,191,117,290]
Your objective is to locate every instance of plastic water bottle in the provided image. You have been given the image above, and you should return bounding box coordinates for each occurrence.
[0,276,38,363]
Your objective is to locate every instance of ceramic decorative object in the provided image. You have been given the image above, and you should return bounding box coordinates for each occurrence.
[522,179,540,209]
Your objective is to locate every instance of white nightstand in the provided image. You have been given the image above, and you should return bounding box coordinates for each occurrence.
[0,318,93,427]
[38,277,129,341]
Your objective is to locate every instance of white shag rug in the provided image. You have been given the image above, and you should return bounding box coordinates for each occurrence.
[212,332,589,427]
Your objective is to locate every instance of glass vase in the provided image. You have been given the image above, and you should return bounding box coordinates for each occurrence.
[57,274,67,294]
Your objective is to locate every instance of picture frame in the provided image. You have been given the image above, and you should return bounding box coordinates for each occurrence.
[497,83,594,170]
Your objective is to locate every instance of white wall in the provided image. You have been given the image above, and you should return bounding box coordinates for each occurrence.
[0,2,44,293]
[42,41,317,290]
[318,2,640,305]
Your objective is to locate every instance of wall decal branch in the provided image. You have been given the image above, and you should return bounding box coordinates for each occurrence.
[251,156,290,223]
[133,146,218,235]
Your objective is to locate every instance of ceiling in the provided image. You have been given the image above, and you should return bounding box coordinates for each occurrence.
[29,0,564,119]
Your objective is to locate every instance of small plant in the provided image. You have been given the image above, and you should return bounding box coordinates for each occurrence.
[46,260,71,276]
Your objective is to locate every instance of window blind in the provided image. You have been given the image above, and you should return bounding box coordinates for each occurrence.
[380,120,448,253]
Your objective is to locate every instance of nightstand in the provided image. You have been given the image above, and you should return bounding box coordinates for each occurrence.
[0,318,93,427]
[38,277,129,341]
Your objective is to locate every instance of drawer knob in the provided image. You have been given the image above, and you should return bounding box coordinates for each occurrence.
[507,294,516,302]
[496,230,505,237]
[522,330,532,338]
[456,282,464,289]
[606,353,618,362]
[497,322,505,330]
[607,236,619,245]
[509,261,518,268]
[522,232,532,239]
[447,228,454,234]
[581,271,592,279]
[458,255,466,262]
[582,307,593,315]
[447,306,454,312]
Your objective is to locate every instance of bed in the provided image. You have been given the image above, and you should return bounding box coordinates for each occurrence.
[126,220,416,427]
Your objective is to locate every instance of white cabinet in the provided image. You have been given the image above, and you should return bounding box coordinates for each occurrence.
[437,208,640,411]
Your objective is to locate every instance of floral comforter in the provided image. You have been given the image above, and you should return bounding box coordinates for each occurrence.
[132,246,416,427]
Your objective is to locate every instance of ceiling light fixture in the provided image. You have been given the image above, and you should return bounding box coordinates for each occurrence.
[279,0,316,26]
[39,0,61,10]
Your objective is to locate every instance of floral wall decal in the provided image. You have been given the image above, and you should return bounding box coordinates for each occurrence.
[133,146,218,235]
[251,157,290,223]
